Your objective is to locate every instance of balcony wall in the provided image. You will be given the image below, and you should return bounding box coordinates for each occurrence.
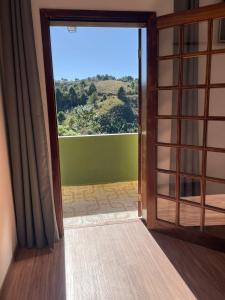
[59,133,138,186]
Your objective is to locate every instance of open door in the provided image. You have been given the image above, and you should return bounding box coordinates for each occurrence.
[139,18,157,222]
[147,3,225,249]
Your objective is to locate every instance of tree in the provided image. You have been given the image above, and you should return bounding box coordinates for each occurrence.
[55,88,63,111]
[68,116,75,128]
[130,81,135,90]
[57,111,66,124]
[69,87,78,107]
[69,86,76,99]
[119,76,134,82]
[69,105,101,135]
[103,74,109,80]
[79,91,88,105]
[87,92,98,105]
[98,103,137,134]
[88,83,97,95]
[80,80,86,88]
[61,84,68,93]
[117,86,127,101]
[58,124,75,136]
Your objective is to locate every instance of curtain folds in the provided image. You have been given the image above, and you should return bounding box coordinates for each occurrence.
[0,0,59,248]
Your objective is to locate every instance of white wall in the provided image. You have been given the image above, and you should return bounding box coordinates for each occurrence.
[0,80,17,288]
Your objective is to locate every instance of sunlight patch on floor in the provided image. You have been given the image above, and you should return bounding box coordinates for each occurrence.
[64,220,196,300]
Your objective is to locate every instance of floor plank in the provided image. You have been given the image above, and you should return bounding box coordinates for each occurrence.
[2,220,225,300]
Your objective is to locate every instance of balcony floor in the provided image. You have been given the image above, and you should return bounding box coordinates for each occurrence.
[62,181,138,227]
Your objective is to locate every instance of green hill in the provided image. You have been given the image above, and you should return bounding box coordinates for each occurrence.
[55,75,138,136]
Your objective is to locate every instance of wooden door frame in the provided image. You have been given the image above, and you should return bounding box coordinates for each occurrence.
[152,3,225,251]
[40,9,156,236]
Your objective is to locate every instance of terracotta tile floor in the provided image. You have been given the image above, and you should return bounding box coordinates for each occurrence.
[62,181,138,227]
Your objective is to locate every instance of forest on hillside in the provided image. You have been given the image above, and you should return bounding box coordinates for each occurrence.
[55,75,138,136]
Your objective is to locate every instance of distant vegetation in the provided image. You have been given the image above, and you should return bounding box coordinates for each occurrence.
[55,75,138,136]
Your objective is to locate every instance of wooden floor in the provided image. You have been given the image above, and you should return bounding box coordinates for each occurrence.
[2,220,225,300]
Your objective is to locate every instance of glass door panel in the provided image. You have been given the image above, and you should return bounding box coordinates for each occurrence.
[154,4,225,246]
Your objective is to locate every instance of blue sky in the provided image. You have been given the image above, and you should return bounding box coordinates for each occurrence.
[50,26,138,80]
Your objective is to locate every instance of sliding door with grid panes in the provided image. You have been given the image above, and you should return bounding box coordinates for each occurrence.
[150,4,225,243]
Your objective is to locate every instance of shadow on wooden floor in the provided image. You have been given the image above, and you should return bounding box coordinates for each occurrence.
[151,231,225,300]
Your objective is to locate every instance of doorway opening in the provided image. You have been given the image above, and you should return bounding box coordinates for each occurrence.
[41,10,154,235]
[50,23,144,227]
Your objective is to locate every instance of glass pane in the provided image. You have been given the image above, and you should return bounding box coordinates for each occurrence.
[183,56,206,85]
[157,119,177,144]
[209,88,225,116]
[157,198,176,223]
[205,209,225,225]
[158,27,180,56]
[184,21,208,53]
[181,120,204,146]
[158,90,178,115]
[211,54,225,84]
[181,89,205,116]
[207,152,225,179]
[207,121,225,148]
[205,209,225,239]
[180,149,202,175]
[157,146,176,172]
[206,181,225,209]
[212,18,225,50]
[157,172,176,198]
[180,176,201,203]
[180,203,201,227]
[158,59,179,87]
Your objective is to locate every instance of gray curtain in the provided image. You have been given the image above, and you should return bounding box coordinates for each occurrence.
[172,0,200,197]
[0,0,59,248]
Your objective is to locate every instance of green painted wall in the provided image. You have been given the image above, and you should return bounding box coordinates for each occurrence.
[59,133,138,186]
